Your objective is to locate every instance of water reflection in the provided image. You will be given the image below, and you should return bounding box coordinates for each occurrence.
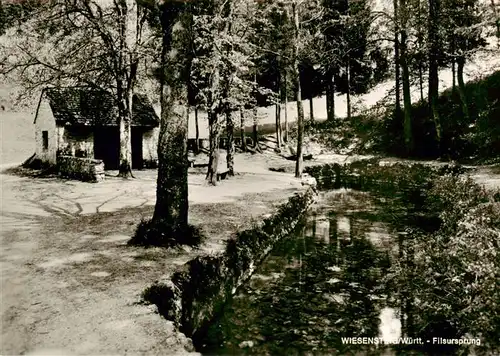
[198,191,400,355]
[378,307,401,345]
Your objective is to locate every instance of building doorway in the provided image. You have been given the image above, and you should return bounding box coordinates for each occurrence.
[94,126,120,170]
[131,127,143,169]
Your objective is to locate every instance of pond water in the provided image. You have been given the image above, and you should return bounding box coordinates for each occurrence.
[197,189,412,355]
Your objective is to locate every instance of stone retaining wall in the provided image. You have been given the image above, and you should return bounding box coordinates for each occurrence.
[57,155,105,182]
[142,188,317,341]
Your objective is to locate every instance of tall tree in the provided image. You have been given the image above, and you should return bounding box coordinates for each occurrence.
[240,107,247,150]
[252,0,291,150]
[399,0,414,154]
[292,0,305,178]
[252,83,261,152]
[188,77,201,153]
[322,0,374,120]
[443,0,487,122]
[226,110,235,175]
[116,0,140,177]
[151,0,193,235]
[394,0,402,123]
[221,0,236,177]
[322,0,343,123]
[284,70,289,141]
[325,70,336,122]
[276,77,282,148]
[345,57,352,119]
[428,0,442,149]
[194,107,200,153]
[192,0,257,184]
[192,0,227,185]
[412,0,428,102]
[265,4,290,148]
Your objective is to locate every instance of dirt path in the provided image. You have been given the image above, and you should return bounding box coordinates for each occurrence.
[1,172,196,356]
[0,154,307,356]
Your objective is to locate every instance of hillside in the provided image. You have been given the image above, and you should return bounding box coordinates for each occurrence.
[305,68,500,162]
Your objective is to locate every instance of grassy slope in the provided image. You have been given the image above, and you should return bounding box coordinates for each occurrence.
[305,70,500,160]
[408,70,500,159]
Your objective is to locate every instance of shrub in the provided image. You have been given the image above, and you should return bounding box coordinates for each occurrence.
[386,175,500,354]
[426,175,489,233]
[410,202,500,354]
[129,219,205,248]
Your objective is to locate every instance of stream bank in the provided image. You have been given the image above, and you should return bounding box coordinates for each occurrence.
[142,188,317,344]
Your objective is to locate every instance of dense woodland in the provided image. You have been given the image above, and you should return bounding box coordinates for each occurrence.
[1,0,499,238]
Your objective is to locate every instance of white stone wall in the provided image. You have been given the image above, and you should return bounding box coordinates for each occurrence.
[142,127,159,165]
[34,99,58,164]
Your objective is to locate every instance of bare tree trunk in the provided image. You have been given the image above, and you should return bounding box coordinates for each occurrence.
[240,107,246,151]
[252,106,259,149]
[117,88,133,177]
[152,4,191,231]
[194,106,200,153]
[428,0,442,150]
[416,0,425,104]
[451,37,456,93]
[117,0,137,178]
[326,81,331,121]
[457,56,470,121]
[346,58,352,120]
[419,65,424,102]
[309,96,314,122]
[276,103,282,148]
[401,50,413,156]
[206,110,220,185]
[452,59,456,93]
[332,74,336,121]
[226,110,235,176]
[400,0,413,155]
[204,4,225,185]
[394,0,402,122]
[284,70,289,142]
[293,1,304,178]
[252,72,261,152]
[276,71,282,148]
[326,73,335,122]
[207,0,232,183]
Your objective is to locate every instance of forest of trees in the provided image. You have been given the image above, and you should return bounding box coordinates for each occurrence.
[1,0,499,242]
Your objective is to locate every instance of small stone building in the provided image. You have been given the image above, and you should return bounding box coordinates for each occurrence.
[33,87,159,170]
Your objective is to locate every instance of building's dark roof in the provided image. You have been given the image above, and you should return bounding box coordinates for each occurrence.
[37,87,159,127]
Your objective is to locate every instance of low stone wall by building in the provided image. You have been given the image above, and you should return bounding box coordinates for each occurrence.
[142,188,317,342]
[57,155,105,182]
